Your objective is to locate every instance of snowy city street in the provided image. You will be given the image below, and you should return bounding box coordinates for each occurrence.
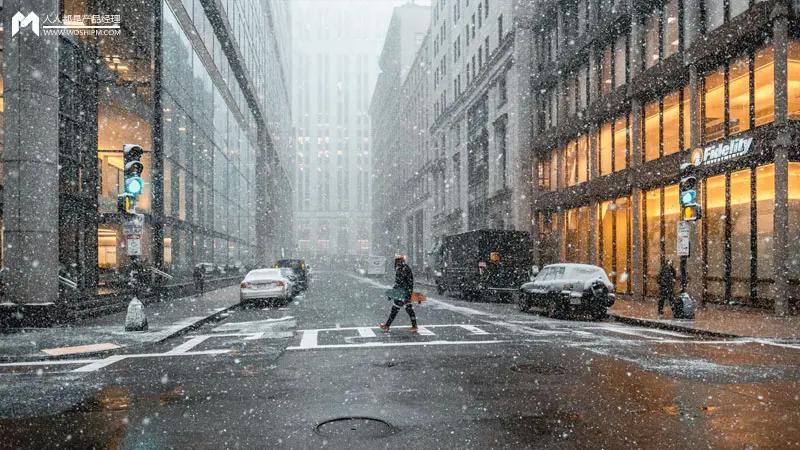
[1,272,799,448]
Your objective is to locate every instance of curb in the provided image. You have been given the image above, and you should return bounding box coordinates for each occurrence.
[0,302,241,363]
[609,313,740,339]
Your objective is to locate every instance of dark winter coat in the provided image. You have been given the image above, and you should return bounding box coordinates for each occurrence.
[394,263,414,296]
[657,263,676,294]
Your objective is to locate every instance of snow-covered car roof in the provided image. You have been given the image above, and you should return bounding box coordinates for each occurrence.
[537,264,611,283]
[244,268,286,280]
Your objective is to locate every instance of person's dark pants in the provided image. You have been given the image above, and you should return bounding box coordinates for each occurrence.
[385,302,417,327]
[658,289,673,314]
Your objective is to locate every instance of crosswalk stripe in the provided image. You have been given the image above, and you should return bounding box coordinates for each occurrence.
[417,326,435,336]
[357,327,377,338]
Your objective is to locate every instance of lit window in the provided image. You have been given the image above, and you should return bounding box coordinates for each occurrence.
[790,42,800,119]
[599,123,612,176]
[644,101,660,161]
[704,68,725,142]
[729,56,751,134]
[754,47,774,127]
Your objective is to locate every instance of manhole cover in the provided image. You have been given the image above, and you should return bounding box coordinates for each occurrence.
[315,417,394,438]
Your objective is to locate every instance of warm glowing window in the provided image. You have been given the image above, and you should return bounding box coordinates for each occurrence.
[577,136,589,183]
[601,46,613,95]
[662,92,680,156]
[704,69,725,142]
[599,123,612,175]
[729,56,751,134]
[98,227,119,269]
[682,87,692,149]
[550,149,558,191]
[644,101,660,161]
[790,42,800,119]
[613,116,627,171]
[754,47,774,127]
[565,143,577,187]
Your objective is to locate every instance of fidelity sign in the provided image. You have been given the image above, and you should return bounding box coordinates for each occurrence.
[691,136,753,167]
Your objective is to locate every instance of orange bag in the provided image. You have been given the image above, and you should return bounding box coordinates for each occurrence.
[410,291,427,303]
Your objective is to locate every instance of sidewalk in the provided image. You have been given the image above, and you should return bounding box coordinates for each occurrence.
[0,286,241,361]
[609,296,800,339]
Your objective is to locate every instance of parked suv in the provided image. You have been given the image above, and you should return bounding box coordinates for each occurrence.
[518,263,615,320]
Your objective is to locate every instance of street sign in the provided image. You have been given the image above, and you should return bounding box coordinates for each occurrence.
[123,213,144,236]
[126,236,142,256]
[677,221,690,256]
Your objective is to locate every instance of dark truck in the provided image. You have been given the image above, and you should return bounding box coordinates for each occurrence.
[434,230,533,301]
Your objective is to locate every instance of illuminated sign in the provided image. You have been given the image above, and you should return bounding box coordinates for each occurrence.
[693,136,753,167]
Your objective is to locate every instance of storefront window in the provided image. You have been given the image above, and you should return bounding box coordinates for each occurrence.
[599,123,612,175]
[755,165,774,296]
[730,169,751,300]
[98,226,119,269]
[704,69,725,142]
[789,42,800,119]
[788,163,800,281]
[599,197,631,293]
[644,189,662,296]
[682,87,691,149]
[550,150,558,191]
[644,101,660,161]
[565,206,590,263]
[729,56,750,134]
[705,174,726,300]
[754,47,774,127]
[663,185,679,265]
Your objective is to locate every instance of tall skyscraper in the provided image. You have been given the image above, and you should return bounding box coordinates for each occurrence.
[290,0,408,264]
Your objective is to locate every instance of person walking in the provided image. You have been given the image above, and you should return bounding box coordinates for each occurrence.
[193,265,205,297]
[657,259,676,317]
[379,255,418,332]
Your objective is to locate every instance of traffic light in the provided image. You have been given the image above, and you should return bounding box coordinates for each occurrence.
[679,163,702,221]
[123,144,145,198]
[117,193,135,214]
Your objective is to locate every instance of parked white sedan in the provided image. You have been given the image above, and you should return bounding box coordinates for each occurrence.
[239,268,294,305]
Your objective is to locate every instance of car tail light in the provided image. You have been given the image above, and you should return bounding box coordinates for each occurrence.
[275,281,285,287]
[240,282,248,289]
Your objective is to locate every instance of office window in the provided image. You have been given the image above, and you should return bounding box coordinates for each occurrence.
[730,0,750,19]
[577,136,589,183]
[644,100,660,161]
[614,34,627,87]
[663,0,680,58]
[613,116,628,171]
[601,46,613,95]
[599,123,612,175]
[662,91,680,155]
[790,42,800,119]
[564,142,577,187]
[705,0,725,31]
[754,47,774,127]
[644,11,660,69]
[704,68,725,142]
[729,56,750,134]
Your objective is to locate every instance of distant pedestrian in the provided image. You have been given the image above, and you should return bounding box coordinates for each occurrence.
[657,259,676,317]
[379,255,418,332]
[193,265,205,296]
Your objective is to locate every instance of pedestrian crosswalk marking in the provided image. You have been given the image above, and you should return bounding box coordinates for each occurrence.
[293,324,493,350]
[416,326,435,336]
[357,327,376,338]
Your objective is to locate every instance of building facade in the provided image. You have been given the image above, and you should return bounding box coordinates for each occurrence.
[370,3,432,272]
[371,0,535,272]
[529,0,800,314]
[291,0,406,267]
[1,0,293,322]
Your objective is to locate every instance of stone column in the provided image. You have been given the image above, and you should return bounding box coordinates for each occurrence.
[772,13,790,316]
[588,125,599,265]
[3,0,61,315]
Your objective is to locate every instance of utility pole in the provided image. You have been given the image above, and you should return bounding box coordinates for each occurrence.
[119,144,148,331]
[677,162,702,319]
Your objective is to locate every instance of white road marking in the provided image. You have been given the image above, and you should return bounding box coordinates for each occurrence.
[41,343,121,356]
[357,327,376,338]
[416,326,435,336]
[299,330,319,349]
[0,359,101,367]
[165,336,211,355]
[288,340,509,350]
[457,324,490,335]
[71,349,231,373]
[752,339,800,350]
[71,355,127,372]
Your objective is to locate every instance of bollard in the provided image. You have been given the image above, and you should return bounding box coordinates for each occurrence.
[124,297,149,331]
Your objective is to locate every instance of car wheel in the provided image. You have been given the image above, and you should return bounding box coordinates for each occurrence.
[591,307,607,321]
[515,293,530,312]
[547,299,564,319]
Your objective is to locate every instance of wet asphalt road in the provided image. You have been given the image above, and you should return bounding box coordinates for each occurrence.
[1,272,799,449]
